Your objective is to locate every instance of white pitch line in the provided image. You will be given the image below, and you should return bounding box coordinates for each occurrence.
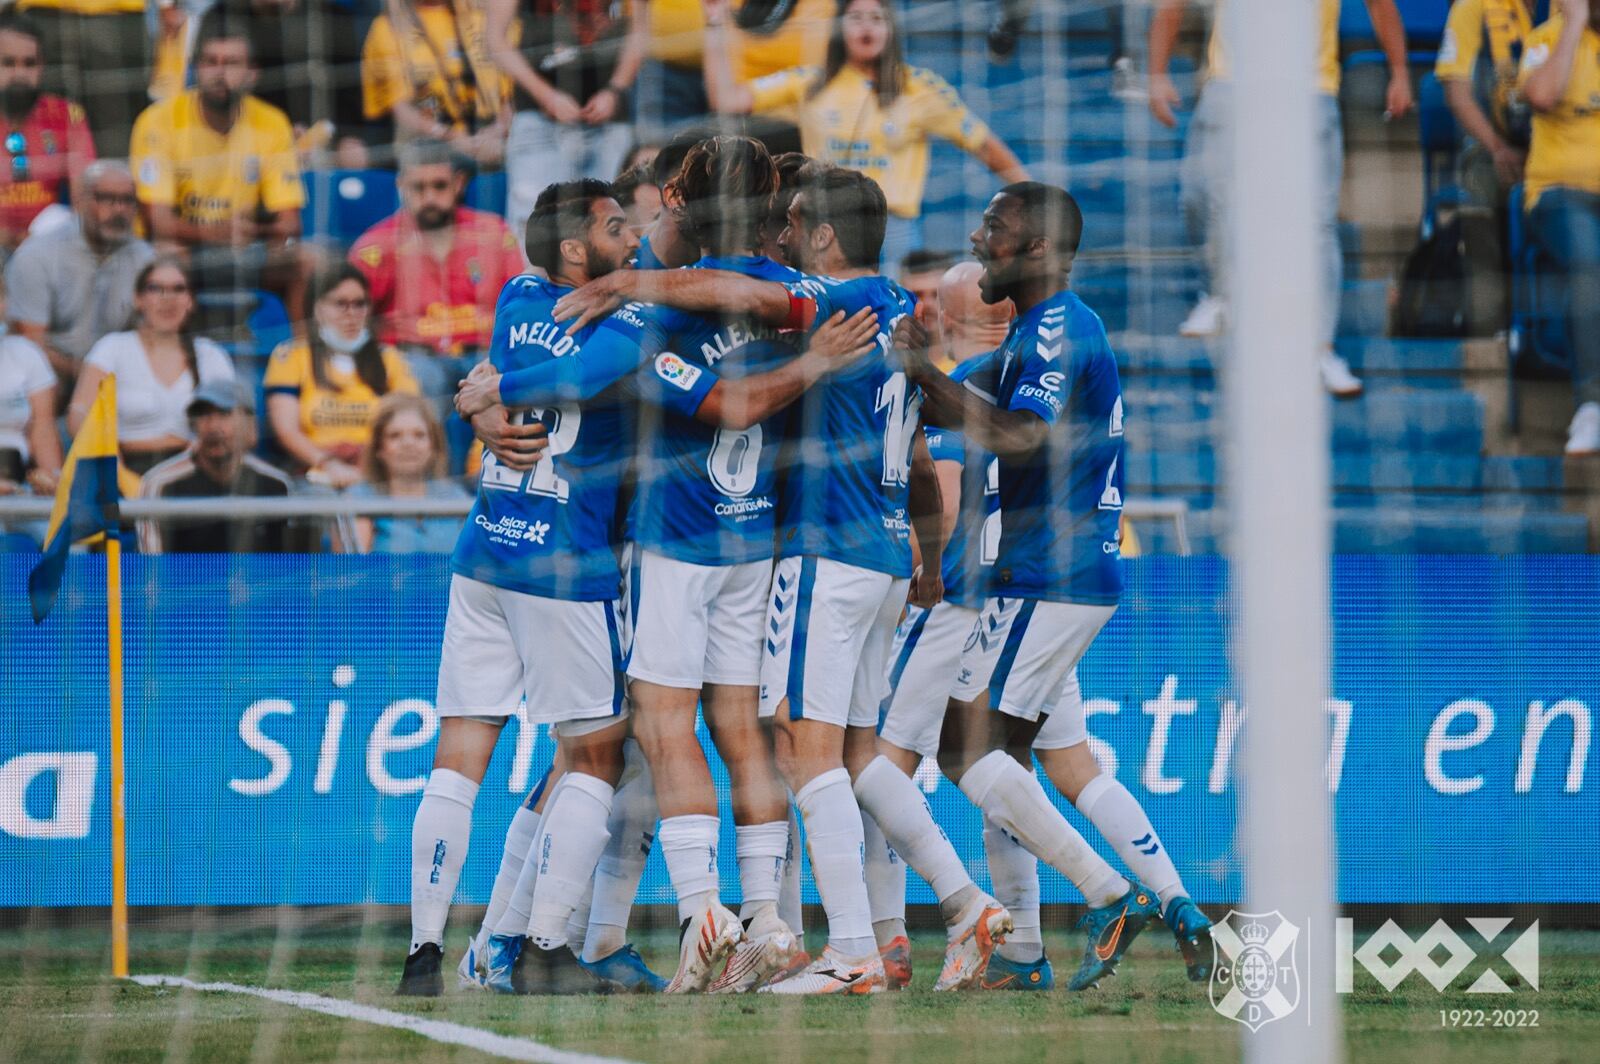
[129,974,641,1064]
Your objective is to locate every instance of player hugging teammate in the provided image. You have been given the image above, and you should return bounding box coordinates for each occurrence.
[396,134,1214,998]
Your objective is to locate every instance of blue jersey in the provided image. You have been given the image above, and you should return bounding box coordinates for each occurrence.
[775,274,920,576]
[630,254,811,566]
[926,359,999,609]
[455,275,714,599]
[962,290,1124,605]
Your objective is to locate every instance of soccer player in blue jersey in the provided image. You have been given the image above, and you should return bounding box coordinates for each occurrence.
[758,167,1014,994]
[398,180,650,998]
[881,334,1213,988]
[902,182,1163,992]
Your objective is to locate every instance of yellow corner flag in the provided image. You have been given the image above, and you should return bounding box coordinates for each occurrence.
[28,375,122,622]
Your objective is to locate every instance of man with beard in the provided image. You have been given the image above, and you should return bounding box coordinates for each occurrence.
[349,138,524,423]
[129,10,308,326]
[0,11,94,257]
[6,160,153,395]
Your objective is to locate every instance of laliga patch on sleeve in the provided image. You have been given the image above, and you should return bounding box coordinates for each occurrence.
[655,352,702,391]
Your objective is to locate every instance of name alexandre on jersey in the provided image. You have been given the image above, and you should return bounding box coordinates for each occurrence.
[700,320,782,366]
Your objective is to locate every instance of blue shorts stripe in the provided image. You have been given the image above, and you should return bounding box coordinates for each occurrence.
[523,765,555,811]
[604,600,625,716]
[624,548,642,671]
[787,557,820,721]
[989,599,1037,710]
[878,607,932,731]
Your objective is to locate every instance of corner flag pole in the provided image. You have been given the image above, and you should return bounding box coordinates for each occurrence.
[108,526,127,978]
[99,373,129,980]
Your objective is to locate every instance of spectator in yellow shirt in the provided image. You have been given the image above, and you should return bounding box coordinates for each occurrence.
[1436,0,1541,203]
[362,0,510,167]
[1149,0,1413,397]
[16,0,149,157]
[1519,0,1600,455]
[703,0,1029,268]
[129,10,309,327]
[634,0,832,141]
[264,263,421,487]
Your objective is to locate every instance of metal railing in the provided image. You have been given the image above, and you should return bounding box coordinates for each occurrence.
[6,494,1193,551]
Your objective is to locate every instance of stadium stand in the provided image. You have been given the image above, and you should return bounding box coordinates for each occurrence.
[3,0,1594,555]
[902,1,1588,553]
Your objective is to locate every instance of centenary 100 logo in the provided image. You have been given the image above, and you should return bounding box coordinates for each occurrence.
[1337,919,1540,994]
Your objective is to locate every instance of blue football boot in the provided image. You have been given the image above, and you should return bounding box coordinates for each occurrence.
[483,933,525,994]
[980,951,1055,991]
[580,943,669,993]
[1165,897,1215,982]
[1068,879,1161,991]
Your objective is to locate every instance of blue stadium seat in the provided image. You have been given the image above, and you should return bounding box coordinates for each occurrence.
[0,531,39,553]
[302,169,398,246]
[247,291,292,357]
[465,171,508,216]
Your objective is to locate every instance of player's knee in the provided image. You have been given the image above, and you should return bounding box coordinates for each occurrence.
[1037,743,1099,803]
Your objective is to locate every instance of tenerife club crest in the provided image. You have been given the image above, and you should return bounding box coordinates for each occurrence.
[1210,911,1302,1031]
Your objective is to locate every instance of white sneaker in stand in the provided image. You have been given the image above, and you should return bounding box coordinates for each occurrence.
[1566,401,1600,457]
[1320,351,1364,399]
[1178,295,1226,338]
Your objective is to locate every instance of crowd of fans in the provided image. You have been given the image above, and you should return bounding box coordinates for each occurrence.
[1,0,1597,554]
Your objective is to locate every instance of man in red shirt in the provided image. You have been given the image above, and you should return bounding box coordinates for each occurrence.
[349,139,524,421]
[0,12,94,254]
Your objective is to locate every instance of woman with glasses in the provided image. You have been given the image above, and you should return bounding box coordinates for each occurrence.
[0,273,61,498]
[701,0,1029,266]
[264,263,419,489]
[342,392,466,552]
[68,258,234,476]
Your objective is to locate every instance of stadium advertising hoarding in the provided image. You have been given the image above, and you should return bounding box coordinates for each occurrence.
[3,554,1595,908]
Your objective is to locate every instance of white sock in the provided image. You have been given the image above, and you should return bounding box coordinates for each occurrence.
[984,816,1042,964]
[855,755,973,906]
[527,772,614,950]
[959,750,1127,908]
[793,767,875,958]
[778,801,805,937]
[409,768,478,952]
[474,802,542,955]
[493,776,570,937]
[860,807,906,947]
[659,813,720,923]
[583,745,658,963]
[735,821,789,924]
[1075,773,1185,907]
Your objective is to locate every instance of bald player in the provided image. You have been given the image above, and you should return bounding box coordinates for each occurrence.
[934,261,1015,372]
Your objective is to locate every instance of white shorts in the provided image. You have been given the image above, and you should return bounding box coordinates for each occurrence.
[952,597,1116,723]
[436,575,627,726]
[877,602,979,758]
[625,547,771,688]
[1031,668,1087,749]
[759,556,910,729]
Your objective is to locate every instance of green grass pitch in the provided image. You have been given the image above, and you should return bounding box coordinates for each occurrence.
[1,921,1596,1063]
